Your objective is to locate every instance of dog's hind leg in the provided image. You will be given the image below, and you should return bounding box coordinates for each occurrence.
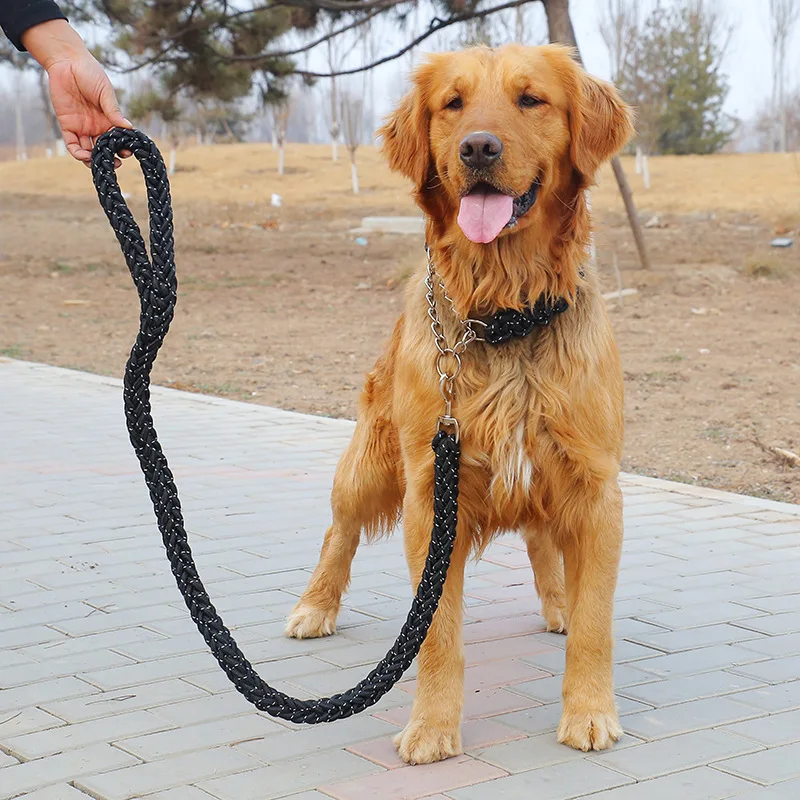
[286,372,403,639]
[522,527,568,634]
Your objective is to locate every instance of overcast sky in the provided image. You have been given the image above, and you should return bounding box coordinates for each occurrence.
[0,0,790,127]
[570,0,777,121]
[321,0,786,131]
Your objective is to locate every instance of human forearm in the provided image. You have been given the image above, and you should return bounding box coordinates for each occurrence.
[21,17,85,69]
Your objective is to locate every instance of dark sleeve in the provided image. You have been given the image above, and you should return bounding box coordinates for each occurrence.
[0,0,67,51]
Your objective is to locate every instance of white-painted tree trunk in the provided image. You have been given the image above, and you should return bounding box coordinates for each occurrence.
[168,147,177,175]
[56,139,67,157]
[331,138,338,162]
[351,161,359,194]
[642,155,651,190]
[278,144,285,175]
[635,146,643,175]
[15,76,27,162]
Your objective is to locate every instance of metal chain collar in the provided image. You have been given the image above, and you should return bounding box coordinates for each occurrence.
[424,245,485,442]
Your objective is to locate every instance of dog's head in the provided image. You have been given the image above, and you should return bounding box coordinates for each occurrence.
[379,44,633,245]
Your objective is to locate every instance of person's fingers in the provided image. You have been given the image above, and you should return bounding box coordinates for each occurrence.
[119,149,133,158]
[99,81,132,129]
[114,157,122,169]
[66,140,91,162]
[79,135,93,156]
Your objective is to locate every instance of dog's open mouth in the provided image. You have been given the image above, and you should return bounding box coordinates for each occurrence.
[457,179,540,244]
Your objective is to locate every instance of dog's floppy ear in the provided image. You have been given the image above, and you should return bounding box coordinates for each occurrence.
[570,72,634,187]
[378,72,431,190]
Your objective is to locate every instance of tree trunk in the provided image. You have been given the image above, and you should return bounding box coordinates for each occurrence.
[350,159,359,194]
[278,143,286,175]
[38,71,62,156]
[14,75,27,162]
[611,157,650,271]
[542,0,651,270]
[543,0,579,46]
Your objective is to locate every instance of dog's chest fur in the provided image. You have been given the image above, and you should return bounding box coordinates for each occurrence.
[459,347,555,517]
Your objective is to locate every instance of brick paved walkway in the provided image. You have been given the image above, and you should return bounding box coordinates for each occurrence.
[2,358,800,799]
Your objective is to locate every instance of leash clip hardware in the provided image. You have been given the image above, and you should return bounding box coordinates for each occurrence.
[463,318,487,342]
[437,414,460,442]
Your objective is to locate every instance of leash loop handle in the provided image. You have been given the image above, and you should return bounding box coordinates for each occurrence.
[91,128,461,724]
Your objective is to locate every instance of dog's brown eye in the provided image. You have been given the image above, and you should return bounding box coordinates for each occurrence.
[519,94,543,108]
[446,96,463,111]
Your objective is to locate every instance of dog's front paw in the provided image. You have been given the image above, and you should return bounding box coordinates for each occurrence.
[394,719,462,765]
[284,603,338,639]
[557,706,622,751]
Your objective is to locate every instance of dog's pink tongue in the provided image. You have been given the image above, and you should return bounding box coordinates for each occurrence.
[458,190,513,244]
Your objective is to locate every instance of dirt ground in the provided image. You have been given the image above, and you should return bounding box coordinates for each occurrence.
[1,144,799,503]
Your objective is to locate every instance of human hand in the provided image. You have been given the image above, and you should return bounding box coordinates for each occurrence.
[22,20,132,166]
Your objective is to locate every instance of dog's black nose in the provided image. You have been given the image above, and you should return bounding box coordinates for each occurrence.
[459,132,503,169]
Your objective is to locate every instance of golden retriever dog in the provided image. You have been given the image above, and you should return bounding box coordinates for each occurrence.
[286,43,634,765]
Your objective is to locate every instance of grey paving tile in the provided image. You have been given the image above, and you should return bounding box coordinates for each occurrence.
[628,624,768,654]
[5,359,800,800]
[731,681,800,713]
[738,632,800,659]
[236,715,398,763]
[472,731,642,774]
[0,707,65,738]
[115,714,284,761]
[617,670,766,707]
[640,604,769,631]
[198,750,378,800]
[721,708,800,747]
[139,789,219,800]
[75,748,265,800]
[4,710,171,760]
[0,677,98,715]
[493,704,565,737]
[9,784,100,800]
[730,655,800,685]
[40,678,209,723]
[715,742,800,785]
[733,612,800,636]
[634,645,767,679]
[449,760,633,800]
[621,696,764,740]
[727,777,800,799]
[0,743,139,798]
[583,767,755,800]
[588,730,763,780]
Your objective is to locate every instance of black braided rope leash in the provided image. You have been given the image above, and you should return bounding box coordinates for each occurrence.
[91,128,461,724]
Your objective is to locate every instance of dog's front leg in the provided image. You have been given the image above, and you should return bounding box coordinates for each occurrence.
[557,479,624,751]
[394,473,471,765]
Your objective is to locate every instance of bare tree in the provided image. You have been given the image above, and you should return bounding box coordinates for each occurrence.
[324,29,345,161]
[543,0,651,270]
[14,72,28,161]
[274,100,291,175]
[768,0,800,152]
[599,0,640,84]
[341,90,364,194]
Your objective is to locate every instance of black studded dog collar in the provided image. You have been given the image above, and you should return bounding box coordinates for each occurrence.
[481,296,570,345]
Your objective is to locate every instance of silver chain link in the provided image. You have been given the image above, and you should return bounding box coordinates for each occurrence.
[424,245,485,442]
